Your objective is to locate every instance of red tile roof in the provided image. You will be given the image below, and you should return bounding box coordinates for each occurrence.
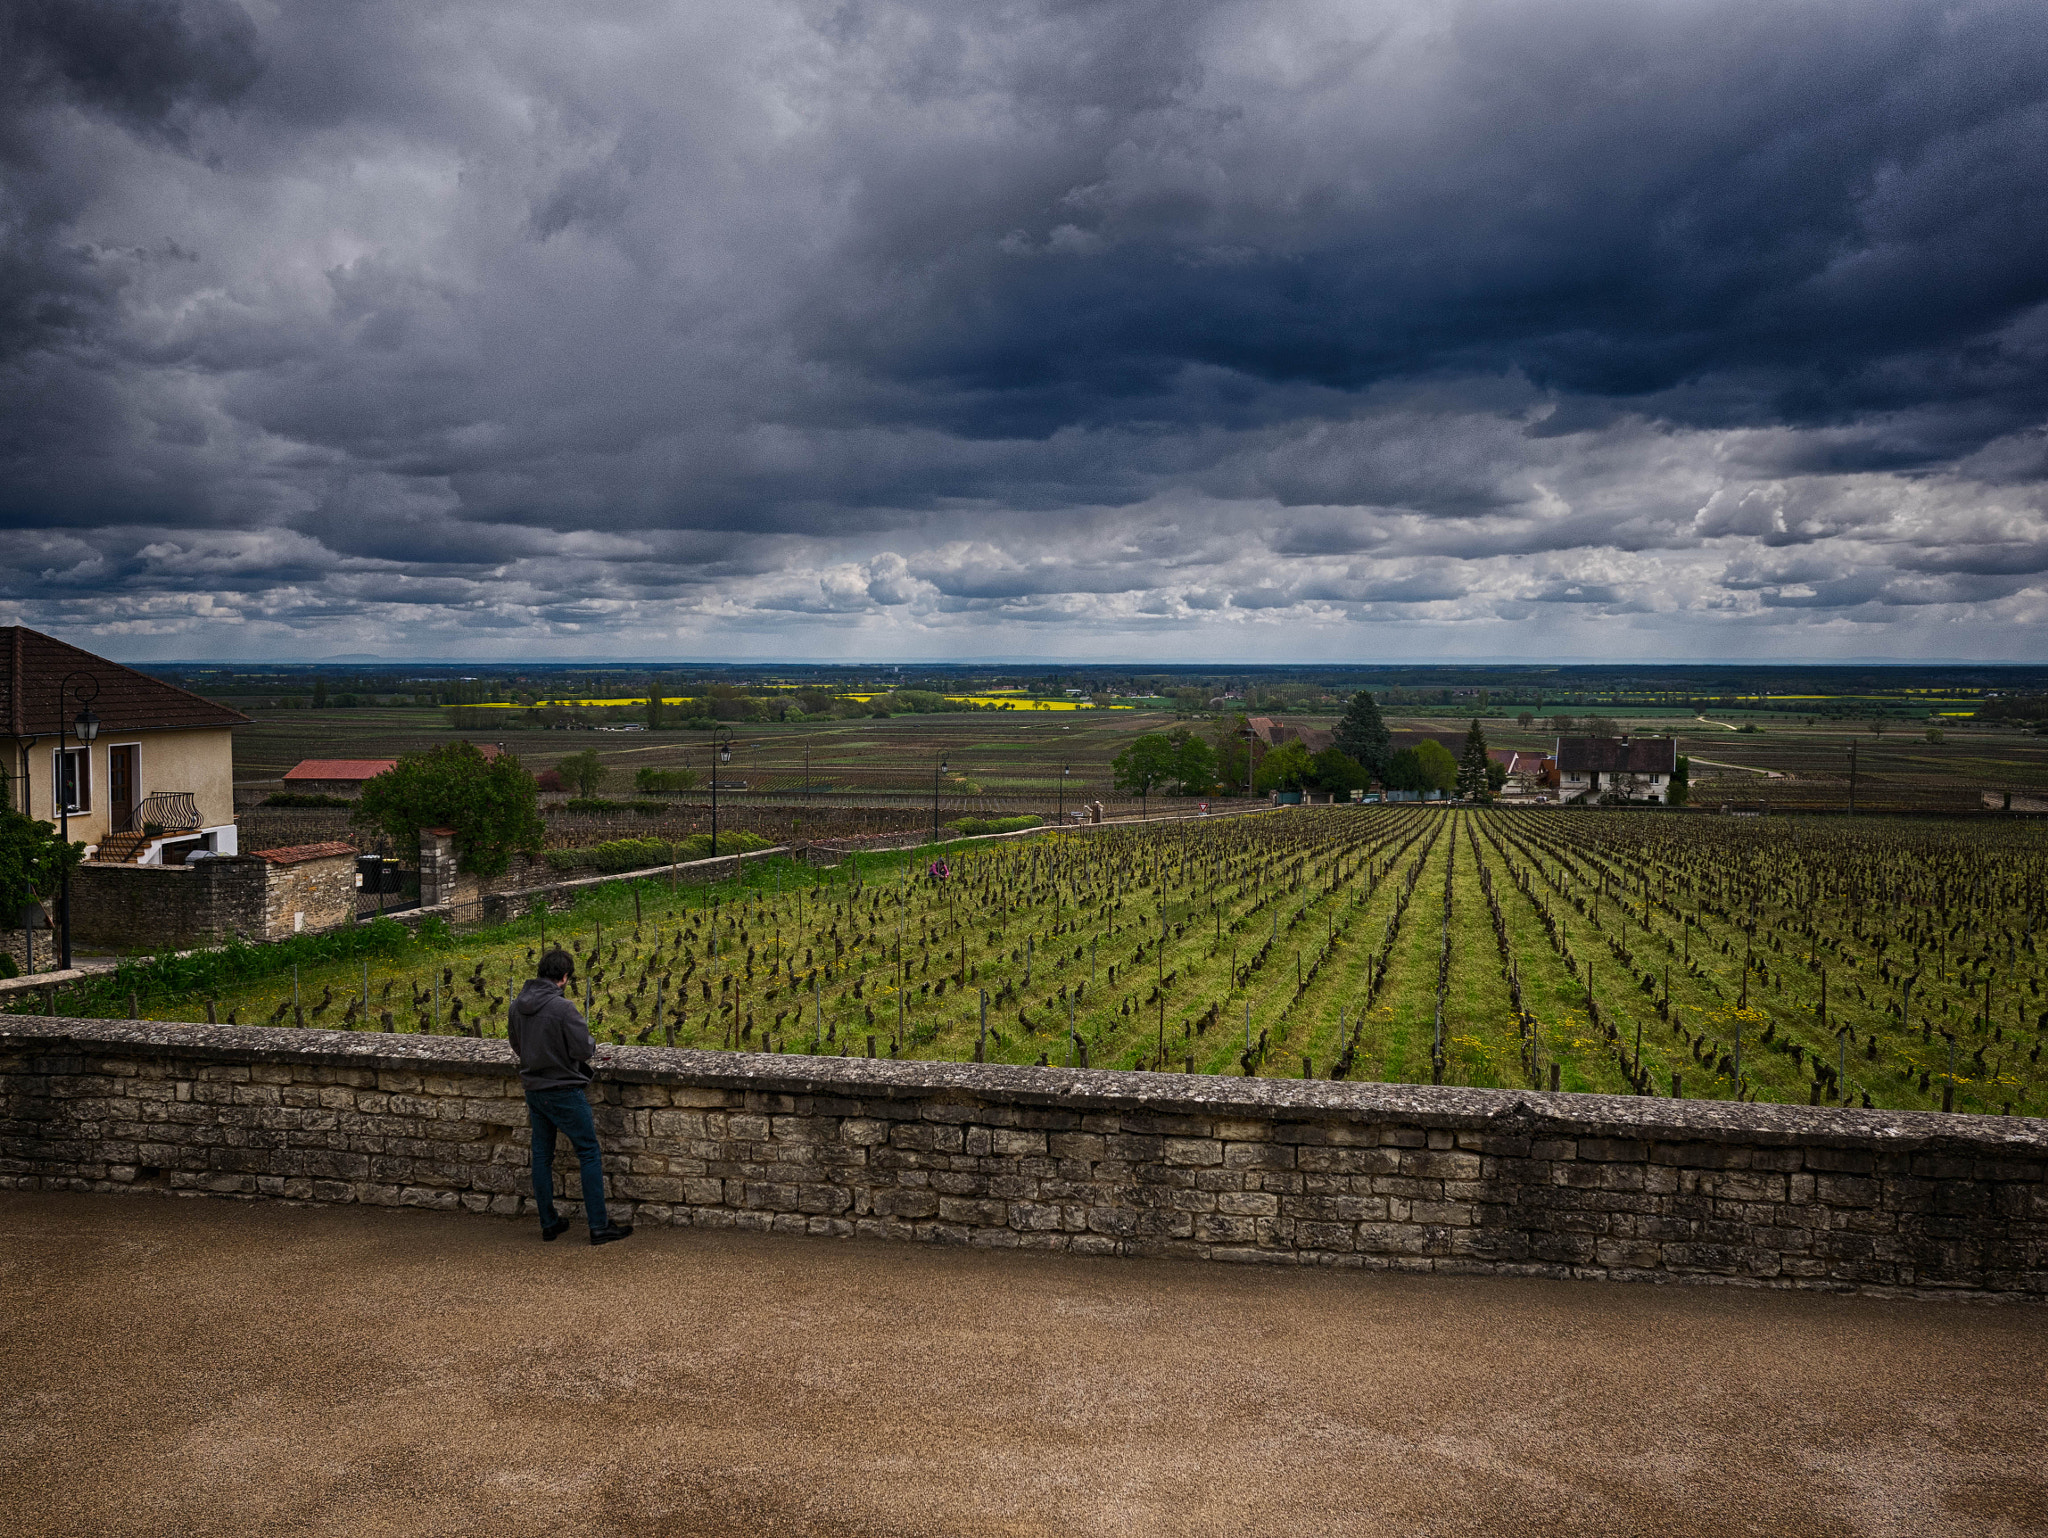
[1,627,248,737]
[253,841,358,866]
[283,759,398,782]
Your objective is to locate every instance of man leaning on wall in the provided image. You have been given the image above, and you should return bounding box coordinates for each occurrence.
[507,948,632,1246]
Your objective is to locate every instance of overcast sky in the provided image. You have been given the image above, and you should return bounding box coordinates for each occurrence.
[5,0,2047,663]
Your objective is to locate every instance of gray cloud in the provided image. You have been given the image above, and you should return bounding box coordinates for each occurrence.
[1,0,2046,659]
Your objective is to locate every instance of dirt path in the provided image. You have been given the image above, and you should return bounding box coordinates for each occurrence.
[3,1193,2042,1538]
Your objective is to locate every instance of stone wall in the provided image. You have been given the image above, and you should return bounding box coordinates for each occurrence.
[70,850,356,950]
[253,846,357,936]
[69,860,269,951]
[3,1019,2042,1297]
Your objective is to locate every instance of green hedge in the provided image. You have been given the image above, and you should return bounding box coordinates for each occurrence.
[946,815,1042,837]
[262,792,352,808]
[74,916,435,1009]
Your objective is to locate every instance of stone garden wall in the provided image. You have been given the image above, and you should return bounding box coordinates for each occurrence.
[1,1017,2042,1299]
[69,861,270,952]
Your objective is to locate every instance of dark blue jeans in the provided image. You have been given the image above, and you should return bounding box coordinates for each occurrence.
[525,1086,608,1232]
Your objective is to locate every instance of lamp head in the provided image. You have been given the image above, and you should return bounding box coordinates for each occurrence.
[939,758,949,775]
[719,744,731,764]
[73,704,100,744]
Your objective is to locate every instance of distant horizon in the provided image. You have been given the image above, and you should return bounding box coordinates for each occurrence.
[119,652,2048,673]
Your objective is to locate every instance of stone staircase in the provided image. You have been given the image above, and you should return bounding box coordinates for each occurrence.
[91,832,153,864]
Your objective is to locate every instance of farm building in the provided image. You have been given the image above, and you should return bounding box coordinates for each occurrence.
[281,759,398,796]
[1247,717,1335,754]
[1498,750,1558,795]
[1555,735,1677,801]
[2,625,245,866]
[283,742,502,796]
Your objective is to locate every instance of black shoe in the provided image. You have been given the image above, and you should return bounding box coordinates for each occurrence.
[541,1216,570,1242]
[589,1224,633,1247]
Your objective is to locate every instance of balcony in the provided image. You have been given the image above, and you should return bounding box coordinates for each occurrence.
[112,791,203,837]
[94,792,206,864]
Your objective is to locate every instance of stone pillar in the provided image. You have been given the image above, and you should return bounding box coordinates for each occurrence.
[419,828,460,908]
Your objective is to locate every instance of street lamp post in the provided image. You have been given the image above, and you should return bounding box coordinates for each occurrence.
[709,728,737,856]
[56,673,100,971]
[932,756,949,844]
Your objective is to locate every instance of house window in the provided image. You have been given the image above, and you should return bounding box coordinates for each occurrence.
[54,746,92,815]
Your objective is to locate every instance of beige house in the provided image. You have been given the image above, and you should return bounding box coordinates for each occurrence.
[3,627,247,865]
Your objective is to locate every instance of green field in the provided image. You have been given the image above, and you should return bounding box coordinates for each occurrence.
[231,700,2048,827]
[31,808,2046,1116]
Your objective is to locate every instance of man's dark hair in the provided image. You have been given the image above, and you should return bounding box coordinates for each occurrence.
[537,947,574,982]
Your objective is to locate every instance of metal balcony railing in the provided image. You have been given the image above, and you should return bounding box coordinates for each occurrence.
[112,791,203,837]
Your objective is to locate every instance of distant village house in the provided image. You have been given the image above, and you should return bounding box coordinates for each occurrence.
[1555,735,1677,801]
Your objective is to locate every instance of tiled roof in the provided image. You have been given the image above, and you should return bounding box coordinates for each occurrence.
[1249,718,1335,753]
[253,841,359,866]
[1556,736,1678,775]
[0,627,248,737]
[283,759,398,782]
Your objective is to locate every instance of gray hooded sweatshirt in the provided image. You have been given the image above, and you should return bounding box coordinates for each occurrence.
[508,979,596,1092]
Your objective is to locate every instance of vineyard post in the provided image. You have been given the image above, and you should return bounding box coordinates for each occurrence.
[978,990,987,1059]
[657,977,669,1047]
[293,965,301,1027]
[1945,1033,1956,1112]
[1244,1000,1250,1055]
[432,972,438,1032]
[1733,1018,1743,1097]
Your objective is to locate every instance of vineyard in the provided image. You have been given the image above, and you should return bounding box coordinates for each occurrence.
[36,808,2048,1116]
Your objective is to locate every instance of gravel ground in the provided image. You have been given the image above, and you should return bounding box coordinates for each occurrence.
[2,1192,2043,1537]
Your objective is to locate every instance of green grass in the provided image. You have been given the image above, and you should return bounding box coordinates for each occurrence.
[23,807,2046,1115]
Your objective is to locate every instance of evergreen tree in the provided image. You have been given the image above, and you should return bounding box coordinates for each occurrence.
[1456,719,1492,802]
[1332,690,1391,781]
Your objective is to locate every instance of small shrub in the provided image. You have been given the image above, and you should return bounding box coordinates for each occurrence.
[634,767,698,794]
[262,792,352,809]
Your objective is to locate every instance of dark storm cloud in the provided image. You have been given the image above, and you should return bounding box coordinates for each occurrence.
[1,0,2046,657]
